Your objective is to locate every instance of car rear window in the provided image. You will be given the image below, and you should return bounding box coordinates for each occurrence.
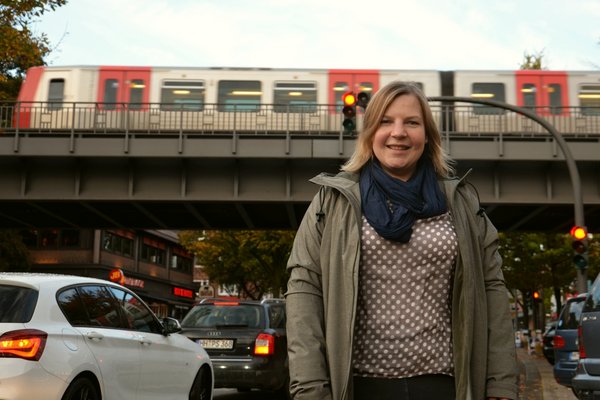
[557,298,585,329]
[0,285,38,323]
[182,304,263,329]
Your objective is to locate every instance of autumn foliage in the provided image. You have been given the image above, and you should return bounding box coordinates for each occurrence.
[0,0,67,100]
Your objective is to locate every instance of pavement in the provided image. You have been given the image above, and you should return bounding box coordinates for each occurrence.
[517,346,577,400]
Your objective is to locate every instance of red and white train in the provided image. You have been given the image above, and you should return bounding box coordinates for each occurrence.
[13,66,600,135]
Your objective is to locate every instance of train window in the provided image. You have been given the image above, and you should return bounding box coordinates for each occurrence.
[218,80,261,112]
[48,79,65,110]
[357,82,375,106]
[471,83,505,115]
[333,81,350,111]
[160,80,205,111]
[273,82,317,113]
[548,84,563,115]
[406,82,423,91]
[578,84,600,116]
[129,79,145,110]
[103,79,118,110]
[521,83,537,112]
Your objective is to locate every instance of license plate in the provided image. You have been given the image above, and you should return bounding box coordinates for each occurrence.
[569,351,580,361]
[198,339,234,349]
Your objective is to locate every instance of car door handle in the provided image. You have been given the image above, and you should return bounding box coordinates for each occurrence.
[86,331,104,341]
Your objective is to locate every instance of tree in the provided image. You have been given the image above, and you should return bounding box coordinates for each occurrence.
[0,0,67,101]
[0,230,31,272]
[500,230,600,328]
[180,230,296,299]
[500,231,574,329]
[519,50,545,70]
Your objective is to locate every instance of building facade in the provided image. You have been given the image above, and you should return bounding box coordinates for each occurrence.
[23,228,197,320]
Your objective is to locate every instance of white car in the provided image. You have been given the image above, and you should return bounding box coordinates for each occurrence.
[0,272,213,400]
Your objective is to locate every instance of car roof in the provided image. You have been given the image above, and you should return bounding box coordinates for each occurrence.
[0,272,110,290]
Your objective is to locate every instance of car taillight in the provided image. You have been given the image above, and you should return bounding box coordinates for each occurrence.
[553,334,565,349]
[254,333,275,356]
[578,326,587,359]
[0,329,47,361]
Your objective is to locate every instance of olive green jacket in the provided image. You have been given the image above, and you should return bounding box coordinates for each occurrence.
[285,171,518,400]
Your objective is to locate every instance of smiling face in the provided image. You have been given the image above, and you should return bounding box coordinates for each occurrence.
[371,94,427,181]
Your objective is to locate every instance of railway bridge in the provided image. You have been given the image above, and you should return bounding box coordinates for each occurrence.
[1,101,599,232]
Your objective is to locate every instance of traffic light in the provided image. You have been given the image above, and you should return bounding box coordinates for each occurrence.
[570,225,589,269]
[356,91,370,110]
[342,91,357,134]
[532,291,541,303]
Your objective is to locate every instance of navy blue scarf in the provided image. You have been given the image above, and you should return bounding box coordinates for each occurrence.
[359,158,447,243]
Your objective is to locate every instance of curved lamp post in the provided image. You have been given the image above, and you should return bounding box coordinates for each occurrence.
[430,96,587,293]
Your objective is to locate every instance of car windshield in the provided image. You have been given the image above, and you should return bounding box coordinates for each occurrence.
[182,304,263,329]
[558,298,585,329]
[0,285,38,323]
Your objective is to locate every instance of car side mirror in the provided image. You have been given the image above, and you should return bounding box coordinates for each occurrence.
[162,317,182,336]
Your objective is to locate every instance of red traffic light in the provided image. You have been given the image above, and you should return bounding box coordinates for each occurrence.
[532,291,540,299]
[570,226,588,240]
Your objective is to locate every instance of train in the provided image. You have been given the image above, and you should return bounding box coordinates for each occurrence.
[10,66,600,135]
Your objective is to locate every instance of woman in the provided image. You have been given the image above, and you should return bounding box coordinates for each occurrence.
[285,81,517,400]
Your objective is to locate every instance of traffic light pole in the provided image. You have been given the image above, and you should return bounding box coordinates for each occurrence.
[432,97,587,293]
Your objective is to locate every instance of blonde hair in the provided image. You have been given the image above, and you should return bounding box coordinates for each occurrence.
[341,81,454,177]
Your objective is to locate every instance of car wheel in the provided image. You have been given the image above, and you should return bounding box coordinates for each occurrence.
[61,376,100,400]
[189,366,212,400]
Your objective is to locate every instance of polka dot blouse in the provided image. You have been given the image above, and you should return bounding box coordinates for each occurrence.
[352,211,458,378]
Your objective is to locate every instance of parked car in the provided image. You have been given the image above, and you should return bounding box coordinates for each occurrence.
[572,273,600,399]
[553,293,587,388]
[181,298,289,398]
[0,272,213,400]
[543,321,558,365]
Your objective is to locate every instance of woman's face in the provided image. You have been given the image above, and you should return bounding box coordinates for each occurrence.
[372,94,427,181]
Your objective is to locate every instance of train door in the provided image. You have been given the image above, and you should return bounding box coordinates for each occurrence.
[328,70,379,132]
[515,71,568,116]
[97,67,151,108]
[328,70,379,106]
[96,67,151,130]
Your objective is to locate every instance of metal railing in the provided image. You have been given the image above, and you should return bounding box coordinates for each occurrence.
[1,101,599,138]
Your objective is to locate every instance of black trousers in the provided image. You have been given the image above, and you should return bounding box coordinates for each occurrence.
[353,374,455,400]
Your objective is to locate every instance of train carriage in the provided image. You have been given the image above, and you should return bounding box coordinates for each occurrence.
[453,70,518,135]
[12,65,600,136]
[565,72,600,136]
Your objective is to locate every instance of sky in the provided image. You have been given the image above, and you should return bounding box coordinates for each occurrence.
[35,0,600,71]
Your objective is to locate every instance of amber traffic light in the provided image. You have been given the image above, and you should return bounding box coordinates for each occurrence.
[342,92,357,134]
[570,225,589,269]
